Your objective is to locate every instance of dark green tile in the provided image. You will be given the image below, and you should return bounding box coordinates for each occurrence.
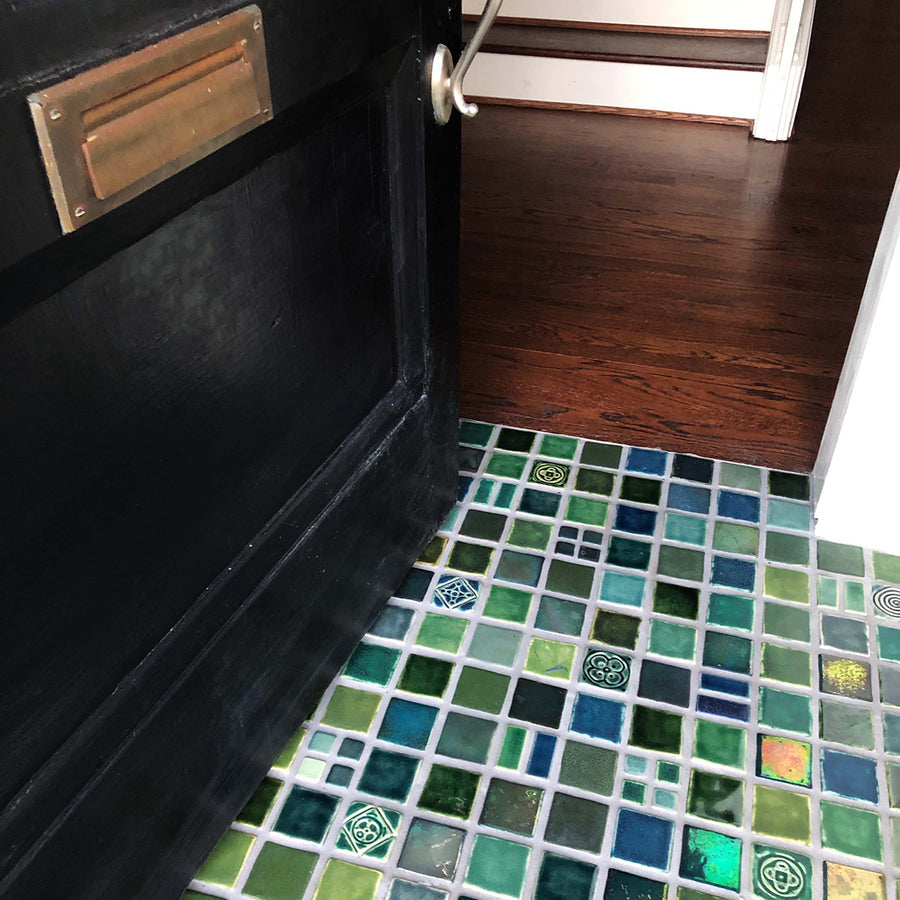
[544,792,608,853]
[453,666,510,713]
[575,468,615,496]
[558,741,617,796]
[607,536,652,571]
[763,603,810,642]
[703,631,752,674]
[766,531,810,565]
[237,777,282,827]
[459,509,507,541]
[657,546,704,582]
[630,706,683,754]
[508,518,552,551]
[581,441,622,469]
[459,421,493,446]
[620,476,662,505]
[817,540,865,577]
[604,870,667,900]
[436,711,496,764]
[447,541,493,575]
[546,559,595,598]
[344,643,401,686]
[622,781,645,803]
[480,778,544,836]
[687,770,744,825]
[592,609,641,649]
[486,452,528,479]
[274,788,339,842]
[768,471,810,501]
[418,763,480,818]
[519,488,561,518]
[534,852,597,900]
[397,654,453,697]
[653,581,699,620]
[496,549,544,587]
[358,749,419,802]
[417,536,447,565]
[497,427,536,453]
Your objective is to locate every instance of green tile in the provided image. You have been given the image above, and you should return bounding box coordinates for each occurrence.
[498,726,527,770]
[592,609,641,649]
[534,853,597,900]
[762,643,811,686]
[484,585,533,623]
[575,468,615,496]
[344,643,401,686]
[419,764,480,818]
[751,845,812,900]
[321,687,381,733]
[658,761,681,784]
[480,778,544,836]
[397,654,454,697]
[712,522,759,556]
[416,613,468,653]
[752,786,810,842]
[820,801,882,861]
[459,421,493,446]
[765,531,810,566]
[657,545,705,582]
[447,541,494,575]
[879,625,900,663]
[536,595,586,637]
[459,509,507,541]
[703,631,752,674]
[453,666,510,713]
[497,428,536,453]
[707,593,755,632]
[525,637,577,680]
[545,793,609,852]
[630,706,683,754]
[693,720,746,769]
[720,462,761,492]
[818,575,839,608]
[875,551,900,584]
[687,770,744,825]
[759,687,811,735]
[764,566,809,603]
[767,499,810,532]
[844,581,866,612]
[417,536,447,565]
[581,441,622,469]
[565,495,609,527]
[653,582,699,620]
[768,471,810,501]
[508,518,552,551]
[763,603,810,642]
[312,859,380,900]
[195,830,255,887]
[465,834,530,898]
[559,740,617,795]
[622,780,645,803]
[820,699,875,749]
[237,777,282,827]
[608,537,652,571]
[679,826,742,891]
[243,844,317,900]
[620,476,662,505]
[468,623,522,666]
[546,559,595,599]
[540,434,578,460]
[664,513,707,546]
[648,620,696,661]
[486,453,528,479]
[817,540,865,576]
[273,726,306,770]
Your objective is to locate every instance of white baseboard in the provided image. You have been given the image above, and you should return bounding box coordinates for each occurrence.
[465,53,764,122]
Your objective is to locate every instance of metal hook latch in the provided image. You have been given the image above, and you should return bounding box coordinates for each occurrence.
[431,0,503,125]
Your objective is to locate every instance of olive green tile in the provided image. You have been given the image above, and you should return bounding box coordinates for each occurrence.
[752,785,810,842]
[195,830,255,887]
[764,566,809,603]
[508,518,552,551]
[762,643,811,686]
[546,559,595,599]
[447,540,494,575]
[459,509,508,541]
[312,859,381,900]
[875,551,900,584]
[525,637,577,680]
[765,531,810,566]
[273,726,306,770]
[581,441,622,469]
[575,467,615,496]
[419,764,480,819]
[416,613,468,653]
[763,603,810,642]
[817,540,865,576]
[712,522,759,556]
[453,666,510,713]
[417,536,447,565]
[243,844,317,900]
[321,687,381,733]
[657,546,705,582]
[397,654,454,697]
[558,740,617,796]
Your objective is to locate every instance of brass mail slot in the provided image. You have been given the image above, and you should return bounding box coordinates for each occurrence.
[28,5,273,233]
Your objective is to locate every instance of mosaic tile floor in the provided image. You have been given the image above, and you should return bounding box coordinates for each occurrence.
[185,421,900,900]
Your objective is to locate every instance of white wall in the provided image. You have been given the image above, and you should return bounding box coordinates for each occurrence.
[814,171,900,555]
[462,0,777,33]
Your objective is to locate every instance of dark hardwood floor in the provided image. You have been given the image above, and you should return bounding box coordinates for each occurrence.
[459,1,900,472]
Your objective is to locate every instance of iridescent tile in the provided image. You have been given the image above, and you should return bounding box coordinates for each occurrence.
[679,825,742,890]
[820,655,873,700]
[757,735,812,787]
[823,861,886,899]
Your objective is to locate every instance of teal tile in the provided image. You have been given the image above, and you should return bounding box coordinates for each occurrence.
[664,513,706,546]
[767,499,810,531]
[707,593,755,632]
[465,835,530,898]
[600,572,645,607]
[759,687,811,735]
[648,620,696,661]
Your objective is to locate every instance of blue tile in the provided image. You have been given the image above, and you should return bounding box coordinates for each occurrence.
[433,575,480,611]
[717,490,761,523]
[378,699,439,749]
[626,448,668,476]
[495,550,544,587]
[527,733,557,777]
[821,749,879,803]
[458,475,474,501]
[696,695,750,721]
[667,483,711,514]
[611,809,673,869]
[614,505,658,536]
[570,694,625,742]
[396,568,433,601]
[711,555,756,591]
[700,673,750,697]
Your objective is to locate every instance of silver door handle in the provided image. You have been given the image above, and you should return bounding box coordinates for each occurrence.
[431,0,504,125]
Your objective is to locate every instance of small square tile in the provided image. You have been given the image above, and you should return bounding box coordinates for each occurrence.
[338,738,365,760]
[603,870,667,900]
[545,792,609,852]
[312,860,380,900]
[638,659,691,707]
[453,666,510,713]
[195,830,255,887]
[820,800,882,861]
[821,749,878,803]
[679,826,742,890]
[525,637,577,680]
[630,705,682,754]
[653,789,677,810]
[327,765,354,787]
[720,461,761,491]
[418,764,480,818]
[357,749,419,802]
[694,720,746,768]
[378,699,439,750]
[510,678,567,728]
[436,711,496,764]
[298,757,325,781]
[336,802,401,859]
[658,761,681,783]
[592,609,641,648]
[612,809,673,869]
[581,441,622,468]
[536,596,586,636]
[497,427,535,453]
[398,654,454,697]
[621,780,646,803]
[274,788,339,842]
[398,818,464,879]
[820,656,872,700]
[752,785,810,842]
[534,853,596,900]
[751,845,812,900]
[757,735,812,786]
[581,647,632,691]
[243,842,317,900]
[653,581,700,619]
[530,460,571,488]
[625,755,648,775]
[687,770,744,825]
[571,693,625,741]
[558,741,617,795]
[621,475,663,505]
[465,834,530,898]
[468,623,522,666]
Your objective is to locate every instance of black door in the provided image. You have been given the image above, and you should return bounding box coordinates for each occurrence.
[0,2,459,897]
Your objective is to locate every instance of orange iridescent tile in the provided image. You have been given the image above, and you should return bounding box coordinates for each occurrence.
[758,735,812,787]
